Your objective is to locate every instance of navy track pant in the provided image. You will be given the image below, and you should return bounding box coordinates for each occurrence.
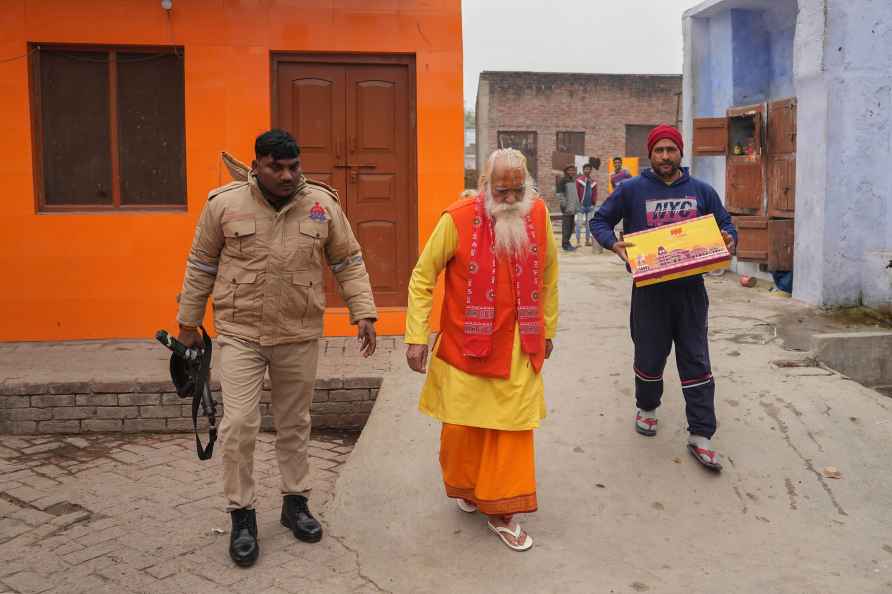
[630,276,716,438]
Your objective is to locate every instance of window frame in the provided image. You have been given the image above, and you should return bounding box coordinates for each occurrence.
[28,43,187,213]
[555,131,585,156]
[496,130,538,181]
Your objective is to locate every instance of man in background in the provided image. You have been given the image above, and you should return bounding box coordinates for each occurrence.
[558,164,578,252]
[575,163,598,247]
[610,157,633,192]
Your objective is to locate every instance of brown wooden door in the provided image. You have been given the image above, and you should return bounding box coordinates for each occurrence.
[274,58,414,308]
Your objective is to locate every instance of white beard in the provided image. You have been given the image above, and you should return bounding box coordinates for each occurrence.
[485,189,533,256]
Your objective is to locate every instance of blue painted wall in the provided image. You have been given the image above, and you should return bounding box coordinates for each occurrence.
[731,10,770,105]
[769,26,795,99]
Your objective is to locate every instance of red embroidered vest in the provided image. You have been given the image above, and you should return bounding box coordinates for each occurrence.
[435,197,549,379]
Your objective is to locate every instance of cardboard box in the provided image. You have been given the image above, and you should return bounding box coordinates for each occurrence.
[625,215,731,287]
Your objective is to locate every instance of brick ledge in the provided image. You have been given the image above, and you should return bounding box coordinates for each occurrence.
[0,376,382,435]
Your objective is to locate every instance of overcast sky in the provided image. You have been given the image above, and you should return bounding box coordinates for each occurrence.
[462,0,701,109]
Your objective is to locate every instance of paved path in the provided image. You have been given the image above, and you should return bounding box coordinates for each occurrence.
[330,249,892,594]
[0,431,374,594]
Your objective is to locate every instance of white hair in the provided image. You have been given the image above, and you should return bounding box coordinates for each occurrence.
[478,149,537,256]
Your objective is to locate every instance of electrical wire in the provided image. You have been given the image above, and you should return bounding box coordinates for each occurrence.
[0,46,39,65]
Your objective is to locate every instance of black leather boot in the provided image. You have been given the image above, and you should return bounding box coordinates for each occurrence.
[281,494,322,543]
[229,508,259,567]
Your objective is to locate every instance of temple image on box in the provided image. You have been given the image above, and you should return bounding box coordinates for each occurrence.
[635,243,725,275]
[623,215,732,287]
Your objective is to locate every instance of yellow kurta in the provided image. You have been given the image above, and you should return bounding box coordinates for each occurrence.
[405,212,559,431]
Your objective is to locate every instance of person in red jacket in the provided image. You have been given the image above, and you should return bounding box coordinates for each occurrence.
[575,162,598,246]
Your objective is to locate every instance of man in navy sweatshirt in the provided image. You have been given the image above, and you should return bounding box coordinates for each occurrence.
[589,124,737,471]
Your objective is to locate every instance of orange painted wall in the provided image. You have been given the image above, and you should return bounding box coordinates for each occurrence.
[0,0,463,341]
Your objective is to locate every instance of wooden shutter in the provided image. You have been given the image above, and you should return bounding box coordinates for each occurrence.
[726,159,764,211]
[768,219,795,271]
[692,117,727,156]
[117,52,186,206]
[767,98,797,156]
[767,97,797,218]
[733,216,769,262]
[766,154,795,218]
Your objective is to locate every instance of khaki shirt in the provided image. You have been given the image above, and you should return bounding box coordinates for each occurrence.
[177,175,377,346]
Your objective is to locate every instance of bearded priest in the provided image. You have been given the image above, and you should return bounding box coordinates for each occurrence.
[404,148,559,552]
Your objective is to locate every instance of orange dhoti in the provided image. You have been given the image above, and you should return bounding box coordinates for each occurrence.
[439,423,537,516]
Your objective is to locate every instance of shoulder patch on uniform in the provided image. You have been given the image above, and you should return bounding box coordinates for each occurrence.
[305,178,340,203]
[207,181,248,201]
[308,202,328,222]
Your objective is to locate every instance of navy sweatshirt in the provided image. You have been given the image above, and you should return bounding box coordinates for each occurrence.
[590,167,737,252]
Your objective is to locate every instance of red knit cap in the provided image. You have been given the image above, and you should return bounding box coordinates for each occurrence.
[647,124,684,157]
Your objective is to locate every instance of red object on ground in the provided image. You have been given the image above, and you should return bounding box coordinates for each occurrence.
[740,275,757,288]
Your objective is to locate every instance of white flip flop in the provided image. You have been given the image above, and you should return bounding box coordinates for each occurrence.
[456,498,478,513]
[487,520,533,551]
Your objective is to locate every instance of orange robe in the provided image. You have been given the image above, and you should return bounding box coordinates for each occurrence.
[439,424,537,515]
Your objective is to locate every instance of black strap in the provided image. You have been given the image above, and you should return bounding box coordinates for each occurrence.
[192,327,217,460]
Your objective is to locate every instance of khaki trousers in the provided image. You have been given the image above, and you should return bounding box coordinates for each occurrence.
[217,334,319,511]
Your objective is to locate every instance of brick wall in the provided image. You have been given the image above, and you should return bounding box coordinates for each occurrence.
[476,72,683,210]
[0,377,381,435]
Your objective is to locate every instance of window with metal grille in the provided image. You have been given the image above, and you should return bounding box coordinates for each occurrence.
[30,45,186,211]
[496,131,538,181]
[556,131,585,155]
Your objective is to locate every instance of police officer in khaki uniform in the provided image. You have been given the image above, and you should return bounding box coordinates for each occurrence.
[176,130,377,567]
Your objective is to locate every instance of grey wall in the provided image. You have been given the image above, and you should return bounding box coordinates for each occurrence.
[797,0,892,309]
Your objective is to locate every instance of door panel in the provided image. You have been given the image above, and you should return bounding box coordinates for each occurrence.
[732,216,769,262]
[726,158,764,213]
[356,219,399,293]
[768,219,795,271]
[692,117,727,156]
[276,64,347,198]
[767,98,797,156]
[347,65,410,307]
[767,154,796,217]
